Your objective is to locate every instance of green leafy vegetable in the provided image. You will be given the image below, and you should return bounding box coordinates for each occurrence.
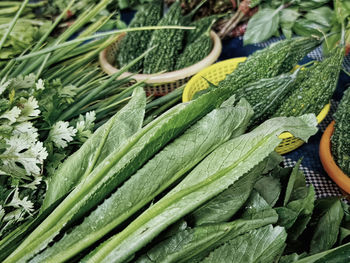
[310,198,344,254]
[189,167,261,226]
[298,0,331,11]
[280,8,300,39]
[292,19,330,37]
[293,242,350,263]
[304,6,334,28]
[188,152,281,226]
[254,174,281,207]
[41,86,146,211]
[244,8,280,45]
[82,114,317,263]
[200,225,287,263]
[275,160,315,241]
[135,215,277,263]
[30,97,254,263]
[4,86,235,263]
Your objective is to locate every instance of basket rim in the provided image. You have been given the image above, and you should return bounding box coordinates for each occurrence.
[320,120,350,194]
[182,57,247,102]
[99,31,222,84]
[183,57,330,139]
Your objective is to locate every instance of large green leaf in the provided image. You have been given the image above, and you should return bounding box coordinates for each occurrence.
[298,0,331,11]
[294,243,350,263]
[244,8,280,45]
[254,174,281,207]
[242,190,274,220]
[292,19,330,37]
[134,189,277,263]
[83,114,317,263]
[42,86,146,211]
[188,164,262,226]
[280,253,308,263]
[200,225,287,263]
[134,215,277,263]
[310,198,344,254]
[29,98,254,263]
[276,159,315,241]
[276,186,315,240]
[339,227,350,244]
[5,87,234,263]
[281,8,300,39]
[305,6,334,28]
[284,159,304,206]
[333,0,350,24]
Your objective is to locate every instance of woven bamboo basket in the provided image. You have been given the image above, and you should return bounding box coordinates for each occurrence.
[183,57,330,155]
[99,31,222,96]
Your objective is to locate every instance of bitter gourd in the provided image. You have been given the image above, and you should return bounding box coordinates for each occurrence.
[218,37,321,92]
[175,29,213,70]
[235,69,300,126]
[332,87,350,176]
[274,45,344,117]
[115,0,163,72]
[186,15,219,44]
[143,1,185,74]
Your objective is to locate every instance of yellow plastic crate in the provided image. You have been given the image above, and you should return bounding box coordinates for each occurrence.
[183,57,330,155]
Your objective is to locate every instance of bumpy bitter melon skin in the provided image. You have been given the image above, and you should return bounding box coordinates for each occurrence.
[274,46,344,117]
[115,0,162,72]
[175,31,212,70]
[332,87,350,176]
[143,1,185,74]
[235,70,299,126]
[186,15,218,44]
[218,37,321,92]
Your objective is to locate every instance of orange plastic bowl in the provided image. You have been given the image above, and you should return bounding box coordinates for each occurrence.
[319,121,350,194]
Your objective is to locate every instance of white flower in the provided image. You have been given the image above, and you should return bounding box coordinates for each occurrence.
[0,80,10,95]
[75,111,96,142]
[7,188,34,215]
[76,111,96,132]
[49,121,77,148]
[17,96,40,122]
[2,133,47,176]
[0,106,21,124]
[21,176,42,190]
[36,79,45,91]
[13,122,39,142]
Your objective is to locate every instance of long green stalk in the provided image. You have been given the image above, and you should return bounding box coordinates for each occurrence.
[15,25,194,61]
[45,37,117,81]
[95,82,146,113]
[58,47,154,121]
[18,0,109,76]
[0,0,29,51]
[47,35,120,82]
[36,14,110,79]
[46,13,113,68]
[146,86,185,110]
[35,0,76,52]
